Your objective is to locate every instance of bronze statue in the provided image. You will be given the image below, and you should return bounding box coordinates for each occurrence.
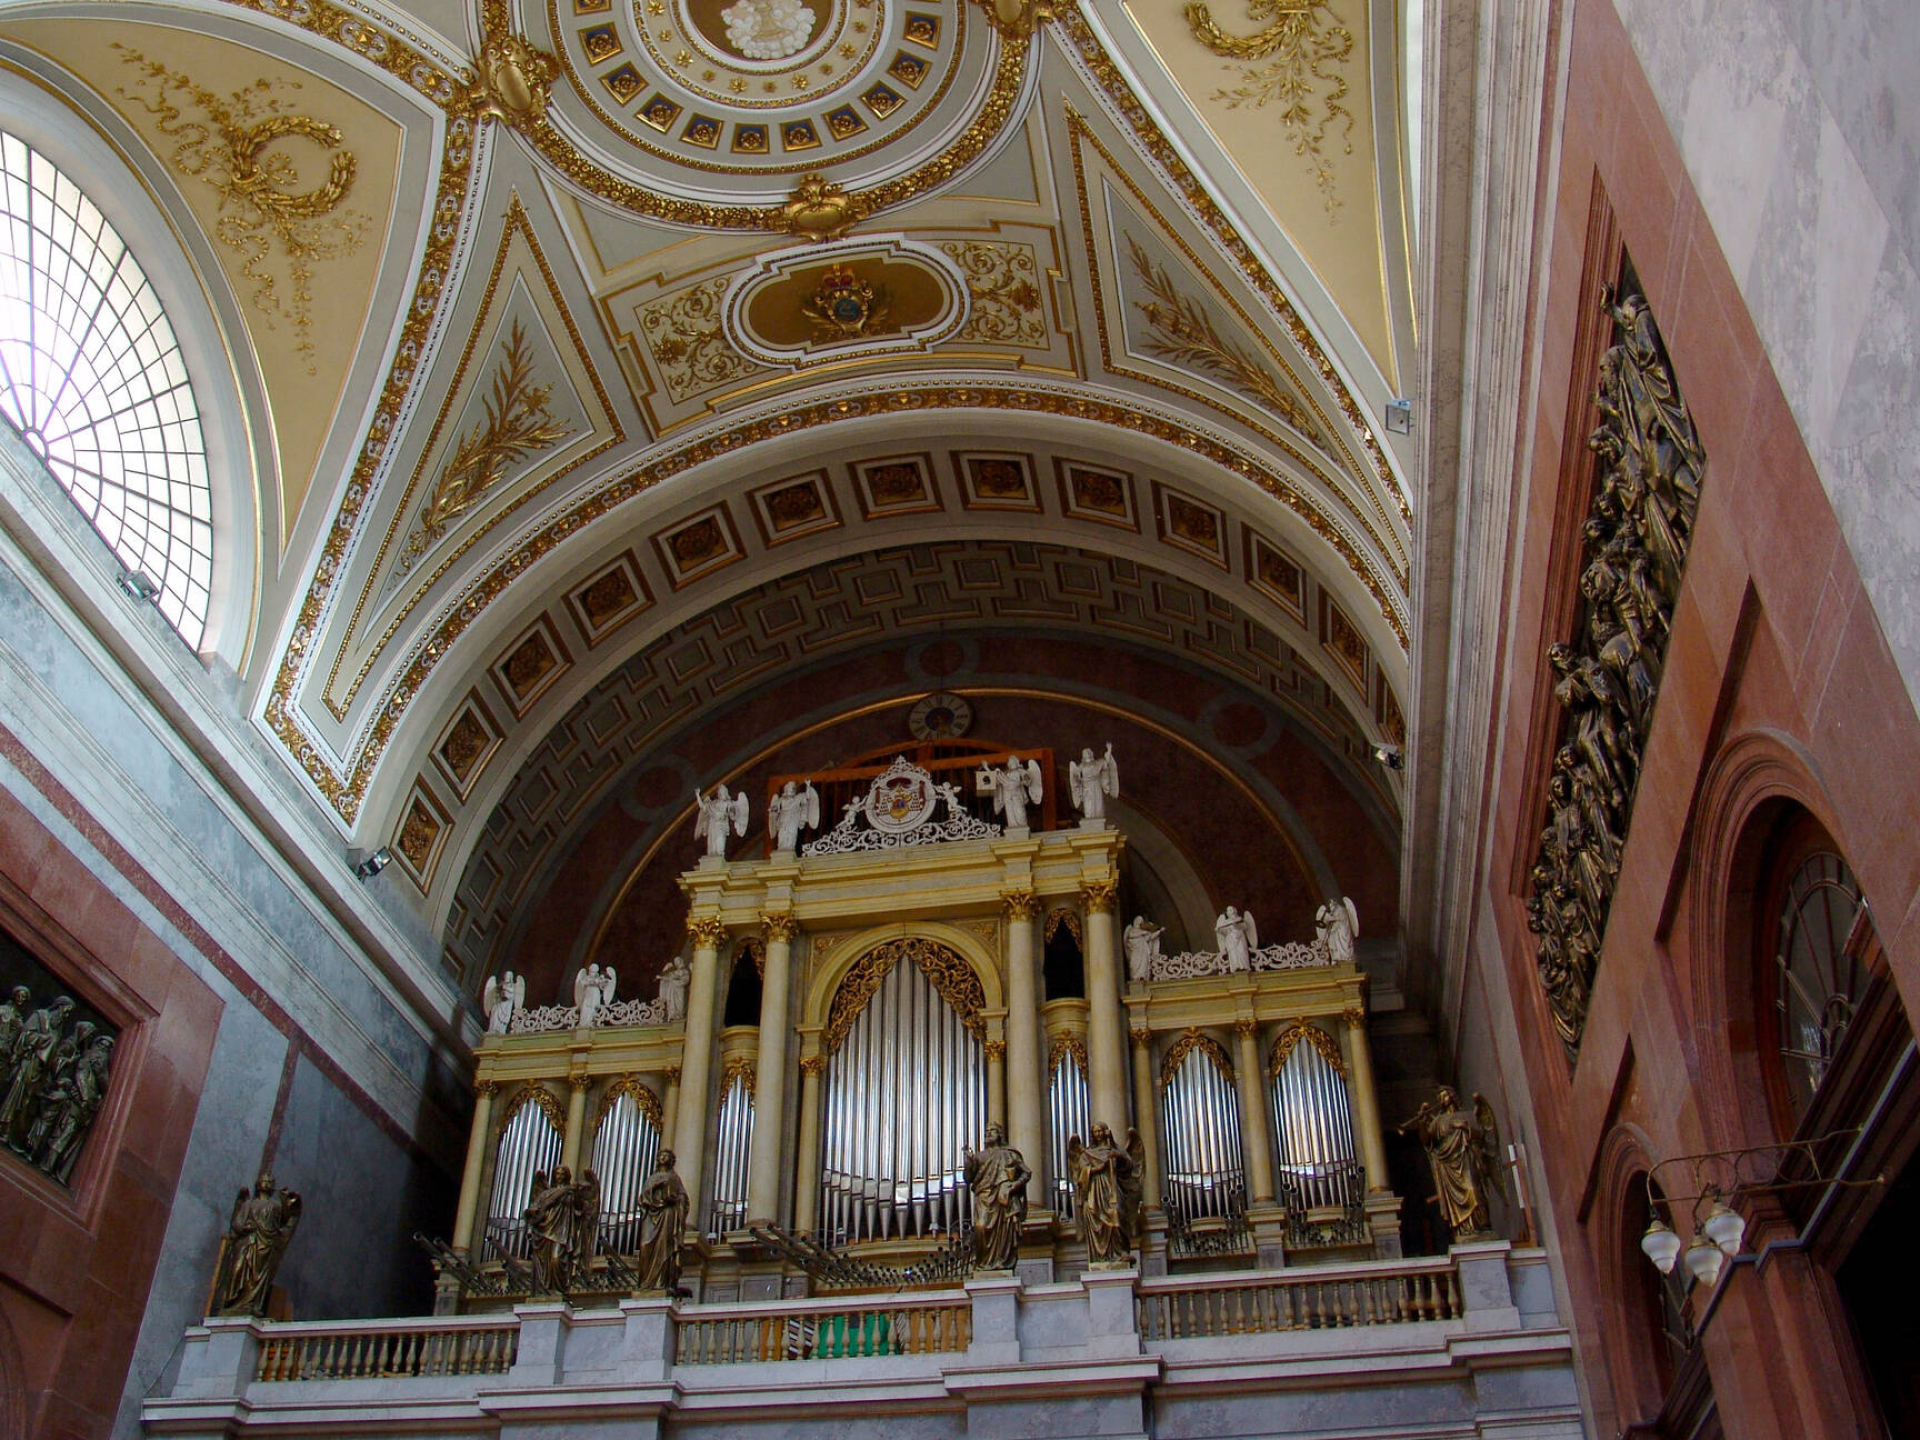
[214,1172,303,1316]
[1399,1086,1503,1242]
[963,1122,1031,1271]
[1067,1122,1144,1267]
[633,1150,688,1292]
[524,1164,598,1294]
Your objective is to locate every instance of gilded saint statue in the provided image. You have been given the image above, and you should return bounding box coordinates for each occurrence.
[1067,1122,1144,1267]
[634,1150,689,1292]
[214,1172,303,1317]
[524,1164,599,1294]
[963,1123,1031,1271]
[1399,1086,1503,1243]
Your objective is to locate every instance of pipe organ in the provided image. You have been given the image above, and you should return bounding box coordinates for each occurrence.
[450,755,1402,1307]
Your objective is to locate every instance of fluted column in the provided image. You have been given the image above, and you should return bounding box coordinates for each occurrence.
[1234,1018,1275,1204]
[1081,880,1128,1132]
[674,916,726,1231]
[747,913,800,1226]
[985,1038,1007,1130]
[1001,891,1045,1176]
[1342,1006,1391,1191]
[453,1081,498,1256]
[793,1051,826,1233]
[561,1071,590,1175]
[1128,1030,1162,1210]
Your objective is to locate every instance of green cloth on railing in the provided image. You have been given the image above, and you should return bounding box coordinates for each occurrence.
[812,1311,894,1357]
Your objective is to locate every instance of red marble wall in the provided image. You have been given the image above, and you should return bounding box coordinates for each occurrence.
[0,775,221,1438]
[1486,0,1920,1433]
[502,631,1399,1005]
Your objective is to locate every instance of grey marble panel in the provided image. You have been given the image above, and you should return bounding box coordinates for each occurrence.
[1151,1376,1476,1438]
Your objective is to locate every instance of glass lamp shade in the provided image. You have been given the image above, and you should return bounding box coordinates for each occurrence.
[1640,1216,1683,1275]
[1684,1233,1726,1289]
[1702,1201,1746,1258]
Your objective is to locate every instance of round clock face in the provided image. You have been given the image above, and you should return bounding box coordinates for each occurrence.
[908,690,971,739]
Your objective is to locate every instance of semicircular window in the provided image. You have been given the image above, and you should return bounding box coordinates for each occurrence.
[0,132,212,648]
[1774,850,1873,1119]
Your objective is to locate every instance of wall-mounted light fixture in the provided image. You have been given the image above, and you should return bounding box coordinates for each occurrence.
[353,846,392,881]
[1372,742,1403,770]
[118,570,160,602]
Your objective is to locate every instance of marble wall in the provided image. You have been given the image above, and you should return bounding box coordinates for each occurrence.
[1611,0,1920,714]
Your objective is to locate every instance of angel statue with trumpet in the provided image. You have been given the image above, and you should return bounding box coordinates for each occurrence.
[1399,1085,1505,1242]
[977,754,1042,829]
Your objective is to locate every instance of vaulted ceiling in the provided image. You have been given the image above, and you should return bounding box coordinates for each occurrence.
[0,0,1417,969]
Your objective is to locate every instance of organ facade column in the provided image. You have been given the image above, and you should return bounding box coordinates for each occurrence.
[674,916,726,1232]
[984,1036,1007,1131]
[660,1066,681,1148]
[1341,1006,1390,1191]
[453,1080,498,1256]
[792,1047,826,1234]
[1001,891,1045,1178]
[1081,880,1129,1133]
[1129,1029,1162,1210]
[561,1070,590,1175]
[1234,1017,1276,1204]
[746,913,800,1226]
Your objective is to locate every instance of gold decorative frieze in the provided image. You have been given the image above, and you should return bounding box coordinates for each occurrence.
[941,240,1049,348]
[638,277,763,403]
[1527,285,1704,1058]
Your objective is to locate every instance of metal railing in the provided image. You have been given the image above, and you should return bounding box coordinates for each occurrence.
[1136,1256,1464,1341]
[254,1319,519,1381]
[676,1293,972,1364]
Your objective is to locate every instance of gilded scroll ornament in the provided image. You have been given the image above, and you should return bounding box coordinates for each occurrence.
[1268,1020,1344,1077]
[1159,1026,1233,1088]
[1127,236,1324,445]
[467,30,559,125]
[1080,878,1120,913]
[762,913,802,943]
[942,241,1048,347]
[781,173,860,241]
[1048,1031,1089,1072]
[1180,0,1353,216]
[393,319,572,579]
[116,47,369,371]
[969,0,1056,40]
[687,916,727,947]
[639,278,763,403]
[1526,286,1703,1058]
[1001,890,1042,920]
[824,937,985,1053]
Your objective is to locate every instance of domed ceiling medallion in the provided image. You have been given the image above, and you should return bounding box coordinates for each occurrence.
[723,236,968,364]
[520,0,1030,220]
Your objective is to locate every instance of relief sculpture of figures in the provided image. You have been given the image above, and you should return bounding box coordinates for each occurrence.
[1398,1086,1504,1243]
[633,1150,689,1292]
[573,963,617,1029]
[0,985,27,1072]
[1067,743,1120,821]
[1123,915,1165,983]
[963,1122,1031,1271]
[693,783,749,858]
[1067,1122,1144,1267]
[1214,906,1257,972]
[655,953,691,1024]
[524,1164,599,1294]
[1,994,72,1147]
[213,1172,303,1317]
[1314,896,1359,966]
[483,970,524,1035]
[1528,286,1705,1057]
[767,779,821,853]
[976,754,1042,829]
[29,1032,112,1183]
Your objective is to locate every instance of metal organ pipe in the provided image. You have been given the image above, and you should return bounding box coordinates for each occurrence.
[486,1096,562,1258]
[1159,1046,1246,1223]
[1271,1036,1357,1209]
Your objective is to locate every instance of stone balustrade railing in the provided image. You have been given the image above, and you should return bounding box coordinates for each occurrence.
[1135,1253,1464,1341]
[148,1244,1579,1439]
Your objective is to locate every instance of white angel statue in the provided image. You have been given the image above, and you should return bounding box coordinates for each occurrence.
[1122,916,1164,983]
[1068,743,1120,821]
[1215,906,1257,971]
[574,963,617,1029]
[1315,895,1359,966]
[655,953,690,1024]
[767,780,820,853]
[483,970,524,1034]
[977,755,1042,829]
[693,784,750,858]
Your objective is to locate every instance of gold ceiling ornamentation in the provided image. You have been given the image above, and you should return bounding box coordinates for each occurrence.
[1126,234,1325,449]
[1182,0,1353,218]
[466,29,559,126]
[394,320,571,581]
[115,46,369,372]
[286,379,1404,821]
[941,240,1048,347]
[780,173,860,241]
[800,264,891,339]
[639,278,762,403]
[1053,24,1405,523]
[969,0,1057,41]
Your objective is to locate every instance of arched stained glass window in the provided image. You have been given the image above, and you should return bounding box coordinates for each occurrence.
[1773,850,1873,1119]
[0,132,212,647]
